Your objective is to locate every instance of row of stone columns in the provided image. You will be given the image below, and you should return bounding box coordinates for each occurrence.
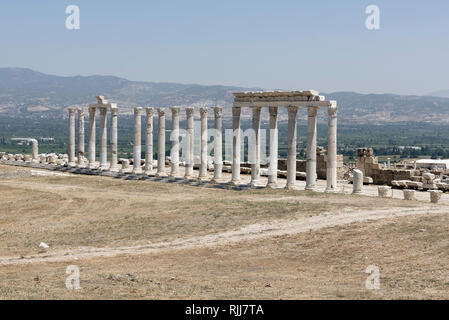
[68,102,337,190]
[229,105,338,191]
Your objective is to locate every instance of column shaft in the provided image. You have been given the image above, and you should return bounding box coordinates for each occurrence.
[230,106,241,186]
[109,106,119,172]
[184,107,194,178]
[156,108,166,176]
[250,107,261,186]
[99,107,108,170]
[305,107,318,190]
[286,107,298,189]
[133,107,143,174]
[198,107,208,180]
[68,108,76,166]
[144,107,154,175]
[212,107,223,182]
[267,107,278,187]
[170,107,180,177]
[77,108,85,166]
[88,107,96,169]
[325,106,338,192]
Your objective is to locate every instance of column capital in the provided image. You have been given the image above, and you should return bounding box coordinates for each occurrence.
[213,107,223,117]
[328,106,338,118]
[68,107,76,115]
[232,106,241,116]
[170,107,180,115]
[252,106,262,114]
[308,106,318,117]
[186,107,194,117]
[99,107,108,115]
[146,107,154,117]
[157,108,166,116]
[269,106,278,115]
[200,107,208,116]
[77,107,85,116]
[88,106,96,114]
[134,107,143,115]
[110,106,118,115]
[287,106,299,117]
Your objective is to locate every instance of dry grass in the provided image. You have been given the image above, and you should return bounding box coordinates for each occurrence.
[0,164,447,299]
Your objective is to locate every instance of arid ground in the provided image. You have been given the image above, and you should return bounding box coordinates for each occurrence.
[1,163,448,299]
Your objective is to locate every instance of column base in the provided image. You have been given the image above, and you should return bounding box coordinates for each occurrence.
[305,185,317,191]
[285,184,299,191]
[197,175,209,182]
[210,176,223,184]
[325,187,339,193]
[144,170,154,176]
[155,171,167,178]
[228,180,241,187]
[109,166,119,173]
[249,180,261,188]
[352,191,362,195]
[100,165,109,171]
[132,168,143,175]
[266,182,278,189]
[68,162,76,167]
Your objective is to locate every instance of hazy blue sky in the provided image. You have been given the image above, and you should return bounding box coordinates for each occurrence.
[1,1,448,95]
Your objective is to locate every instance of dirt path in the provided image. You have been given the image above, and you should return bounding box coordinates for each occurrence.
[1,205,447,266]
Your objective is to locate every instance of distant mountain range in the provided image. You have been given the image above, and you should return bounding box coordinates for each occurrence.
[1,67,449,124]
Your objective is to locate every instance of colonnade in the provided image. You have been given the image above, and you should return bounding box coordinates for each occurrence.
[67,92,338,191]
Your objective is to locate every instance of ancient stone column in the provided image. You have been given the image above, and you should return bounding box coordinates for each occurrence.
[144,107,154,175]
[267,107,278,188]
[184,107,195,179]
[198,107,208,181]
[352,169,363,194]
[99,107,108,170]
[230,106,241,186]
[68,108,76,166]
[120,159,130,174]
[430,190,442,204]
[88,106,97,169]
[109,105,119,172]
[325,106,338,193]
[169,107,180,178]
[250,107,261,187]
[132,107,143,174]
[305,107,318,190]
[378,186,390,198]
[30,139,38,162]
[403,189,415,200]
[77,108,85,167]
[156,108,166,177]
[286,107,298,190]
[212,107,223,182]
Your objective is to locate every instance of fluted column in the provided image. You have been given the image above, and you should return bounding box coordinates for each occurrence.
[132,107,143,174]
[305,106,318,190]
[285,106,298,190]
[144,107,154,175]
[212,107,223,182]
[109,105,119,172]
[77,108,85,167]
[99,107,108,170]
[156,108,166,177]
[88,106,96,169]
[250,107,261,187]
[68,108,76,166]
[169,107,180,178]
[198,107,208,181]
[267,107,278,188]
[230,106,241,186]
[325,105,338,192]
[184,107,195,179]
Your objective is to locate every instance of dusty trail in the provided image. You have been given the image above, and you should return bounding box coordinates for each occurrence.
[1,205,447,266]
